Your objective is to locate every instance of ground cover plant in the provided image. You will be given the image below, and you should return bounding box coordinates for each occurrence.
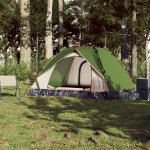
[0,82,150,150]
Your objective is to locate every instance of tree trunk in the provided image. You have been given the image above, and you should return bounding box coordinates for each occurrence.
[121,19,128,63]
[20,0,31,67]
[45,0,53,59]
[58,0,64,50]
[36,16,39,65]
[131,3,137,77]
[146,40,149,79]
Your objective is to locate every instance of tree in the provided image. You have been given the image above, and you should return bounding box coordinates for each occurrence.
[145,38,149,79]
[69,0,150,78]
[124,0,150,77]
[131,2,137,77]
[63,0,89,47]
[20,0,31,67]
[121,0,128,63]
[0,0,20,63]
[30,0,47,64]
[58,0,64,50]
[45,0,53,59]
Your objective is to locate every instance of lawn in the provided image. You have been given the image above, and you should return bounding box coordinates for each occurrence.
[0,82,150,150]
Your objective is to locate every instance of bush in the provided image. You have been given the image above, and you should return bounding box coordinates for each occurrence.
[27,59,46,82]
[0,59,28,81]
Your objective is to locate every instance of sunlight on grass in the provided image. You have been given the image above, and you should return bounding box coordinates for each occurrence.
[109,114,118,118]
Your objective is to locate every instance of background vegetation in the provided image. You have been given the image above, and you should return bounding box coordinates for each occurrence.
[0,0,150,79]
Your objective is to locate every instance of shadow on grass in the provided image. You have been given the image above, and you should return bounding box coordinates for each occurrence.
[1,92,15,96]
[20,96,150,143]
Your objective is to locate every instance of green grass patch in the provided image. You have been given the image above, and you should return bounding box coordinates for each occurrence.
[0,81,150,149]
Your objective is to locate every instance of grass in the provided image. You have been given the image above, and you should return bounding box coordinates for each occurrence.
[0,81,150,150]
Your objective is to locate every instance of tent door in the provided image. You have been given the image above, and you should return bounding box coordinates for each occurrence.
[91,68,109,92]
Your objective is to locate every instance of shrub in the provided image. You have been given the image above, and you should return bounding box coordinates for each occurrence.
[0,59,28,81]
[27,59,46,82]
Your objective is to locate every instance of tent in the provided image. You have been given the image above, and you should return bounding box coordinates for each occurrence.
[28,46,134,99]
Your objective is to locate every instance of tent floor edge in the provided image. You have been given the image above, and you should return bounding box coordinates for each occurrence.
[28,89,119,100]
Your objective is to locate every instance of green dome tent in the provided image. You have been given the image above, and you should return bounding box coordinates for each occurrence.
[28,46,134,99]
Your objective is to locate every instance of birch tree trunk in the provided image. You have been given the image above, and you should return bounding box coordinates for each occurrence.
[131,3,137,77]
[58,0,64,50]
[45,0,53,59]
[20,0,31,67]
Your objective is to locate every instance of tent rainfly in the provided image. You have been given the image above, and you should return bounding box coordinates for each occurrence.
[28,46,134,99]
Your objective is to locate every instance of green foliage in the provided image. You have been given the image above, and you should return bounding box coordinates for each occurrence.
[1,0,150,80]
[137,60,146,78]
[0,57,48,82]
[0,59,28,81]
[30,0,47,59]
[52,0,59,25]
[64,0,150,57]
[63,0,150,78]
[27,59,45,82]
[0,0,20,54]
